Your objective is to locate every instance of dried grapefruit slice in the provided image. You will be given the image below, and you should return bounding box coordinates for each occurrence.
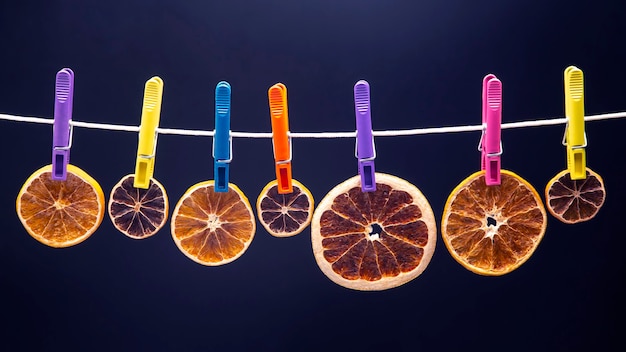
[256,179,314,237]
[16,164,105,248]
[441,170,547,276]
[108,175,168,239]
[171,181,256,266]
[545,168,605,224]
[311,173,437,291]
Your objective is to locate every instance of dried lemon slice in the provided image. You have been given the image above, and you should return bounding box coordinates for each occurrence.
[311,173,437,291]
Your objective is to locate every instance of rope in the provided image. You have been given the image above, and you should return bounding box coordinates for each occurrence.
[1,111,625,138]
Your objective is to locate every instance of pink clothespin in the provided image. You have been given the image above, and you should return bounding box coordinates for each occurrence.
[354,80,376,192]
[51,68,75,181]
[479,74,502,186]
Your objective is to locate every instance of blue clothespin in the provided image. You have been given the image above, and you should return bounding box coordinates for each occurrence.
[52,68,75,181]
[213,81,232,192]
[354,80,376,192]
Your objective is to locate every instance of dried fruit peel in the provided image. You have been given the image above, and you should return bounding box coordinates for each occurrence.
[441,170,547,276]
[16,164,105,248]
[171,180,256,266]
[311,173,437,291]
[256,179,314,238]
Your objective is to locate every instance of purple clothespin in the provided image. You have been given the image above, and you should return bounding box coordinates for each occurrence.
[51,68,74,180]
[354,80,376,192]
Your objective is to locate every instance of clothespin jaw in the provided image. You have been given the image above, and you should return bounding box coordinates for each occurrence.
[268,83,293,194]
[564,66,586,180]
[354,80,376,192]
[213,81,232,193]
[480,75,503,186]
[134,76,164,189]
[51,68,75,181]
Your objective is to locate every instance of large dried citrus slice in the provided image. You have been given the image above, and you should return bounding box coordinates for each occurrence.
[256,179,314,237]
[108,175,168,239]
[171,181,256,266]
[441,170,547,276]
[16,164,105,248]
[311,173,437,291]
[545,168,605,224]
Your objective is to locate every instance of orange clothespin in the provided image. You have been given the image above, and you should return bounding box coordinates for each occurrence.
[268,83,292,194]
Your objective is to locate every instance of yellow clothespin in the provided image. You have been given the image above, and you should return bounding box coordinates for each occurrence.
[134,76,164,188]
[563,66,586,180]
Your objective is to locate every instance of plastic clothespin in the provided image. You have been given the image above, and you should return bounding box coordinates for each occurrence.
[51,68,75,181]
[563,66,586,180]
[480,74,503,186]
[213,81,232,193]
[268,83,293,194]
[134,76,164,189]
[354,80,376,192]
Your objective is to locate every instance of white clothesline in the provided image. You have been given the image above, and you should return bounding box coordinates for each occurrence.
[1,111,625,138]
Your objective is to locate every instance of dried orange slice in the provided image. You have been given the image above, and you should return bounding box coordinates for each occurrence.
[441,170,547,276]
[108,175,168,239]
[256,179,314,237]
[545,168,606,224]
[171,181,256,266]
[311,173,437,291]
[16,164,105,248]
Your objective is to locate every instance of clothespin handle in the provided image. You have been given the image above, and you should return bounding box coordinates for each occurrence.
[51,68,75,181]
[564,66,586,180]
[134,76,164,189]
[213,81,232,192]
[354,80,376,192]
[481,75,502,186]
[268,83,293,194]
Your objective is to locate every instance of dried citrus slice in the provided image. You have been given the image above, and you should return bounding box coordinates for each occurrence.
[16,164,105,248]
[311,173,437,291]
[441,170,547,276]
[171,181,256,266]
[108,175,168,239]
[545,168,605,224]
[256,179,314,237]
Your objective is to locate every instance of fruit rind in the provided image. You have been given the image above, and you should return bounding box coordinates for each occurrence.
[256,179,314,238]
[441,169,547,276]
[16,164,105,248]
[311,173,437,291]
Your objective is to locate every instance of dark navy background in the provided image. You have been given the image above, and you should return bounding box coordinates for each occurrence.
[1,1,625,350]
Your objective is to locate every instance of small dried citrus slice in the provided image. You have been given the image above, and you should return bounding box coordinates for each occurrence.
[545,168,606,224]
[441,170,547,276]
[171,181,256,266]
[311,173,437,291]
[256,179,314,237]
[16,164,105,248]
[108,175,169,239]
